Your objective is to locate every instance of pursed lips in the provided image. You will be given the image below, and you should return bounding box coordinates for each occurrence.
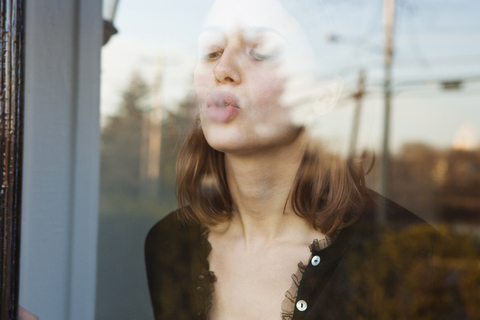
[206,91,241,123]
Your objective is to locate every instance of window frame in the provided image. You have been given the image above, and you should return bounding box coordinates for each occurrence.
[0,0,26,319]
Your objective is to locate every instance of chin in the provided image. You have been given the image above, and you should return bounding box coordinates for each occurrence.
[203,126,251,154]
[202,124,304,156]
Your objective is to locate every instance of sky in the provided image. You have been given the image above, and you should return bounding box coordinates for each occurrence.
[101,0,480,154]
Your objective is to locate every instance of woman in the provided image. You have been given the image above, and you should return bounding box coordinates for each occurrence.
[145,0,435,319]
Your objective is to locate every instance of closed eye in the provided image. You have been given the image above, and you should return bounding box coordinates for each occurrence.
[251,51,273,61]
[250,45,282,62]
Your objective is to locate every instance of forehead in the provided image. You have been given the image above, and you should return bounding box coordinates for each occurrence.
[204,0,300,39]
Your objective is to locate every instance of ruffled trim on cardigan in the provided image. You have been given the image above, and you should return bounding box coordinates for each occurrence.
[280,237,335,320]
[198,226,217,319]
[198,229,335,320]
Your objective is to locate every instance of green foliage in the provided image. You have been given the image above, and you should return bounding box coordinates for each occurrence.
[345,224,480,320]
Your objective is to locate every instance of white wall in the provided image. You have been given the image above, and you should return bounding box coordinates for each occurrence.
[19,0,102,319]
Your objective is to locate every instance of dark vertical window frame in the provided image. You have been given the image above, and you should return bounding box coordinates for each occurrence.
[0,0,25,319]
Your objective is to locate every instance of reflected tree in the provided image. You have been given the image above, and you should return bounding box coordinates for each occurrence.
[96,73,155,320]
[100,73,148,197]
[95,72,197,320]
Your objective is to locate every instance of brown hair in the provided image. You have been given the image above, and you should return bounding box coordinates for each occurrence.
[176,128,370,236]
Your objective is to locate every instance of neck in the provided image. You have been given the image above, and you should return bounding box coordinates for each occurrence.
[223,131,312,245]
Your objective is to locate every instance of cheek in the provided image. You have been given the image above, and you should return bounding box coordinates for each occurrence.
[193,65,212,100]
[246,72,299,140]
[249,71,287,114]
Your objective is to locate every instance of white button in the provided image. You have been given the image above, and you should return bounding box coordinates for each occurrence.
[311,255,321,266]
[296,300,307,312]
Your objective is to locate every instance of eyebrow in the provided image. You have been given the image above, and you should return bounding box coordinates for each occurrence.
[200,26,287,42]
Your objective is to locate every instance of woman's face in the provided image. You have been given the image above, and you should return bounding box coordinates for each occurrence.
[194,0,314,155]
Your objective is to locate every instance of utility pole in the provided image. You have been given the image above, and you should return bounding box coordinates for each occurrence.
[380,0,396,223]
[349,69,366,159]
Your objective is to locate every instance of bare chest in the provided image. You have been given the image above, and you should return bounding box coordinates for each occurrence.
[208,243,310,320]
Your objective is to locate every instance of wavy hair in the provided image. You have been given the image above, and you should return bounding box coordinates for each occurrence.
[176,127,370,236]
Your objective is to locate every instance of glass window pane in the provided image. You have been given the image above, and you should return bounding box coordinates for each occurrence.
[96,0,480,319]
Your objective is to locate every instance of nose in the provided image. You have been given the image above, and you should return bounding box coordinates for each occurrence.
[213,48,241,85]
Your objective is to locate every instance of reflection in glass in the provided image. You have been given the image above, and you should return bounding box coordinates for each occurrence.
[96,0,480,319]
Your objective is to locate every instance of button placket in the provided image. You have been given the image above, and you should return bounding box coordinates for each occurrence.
[196,276,203,318]
[296,300,308,312]
[294,253,321,316]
